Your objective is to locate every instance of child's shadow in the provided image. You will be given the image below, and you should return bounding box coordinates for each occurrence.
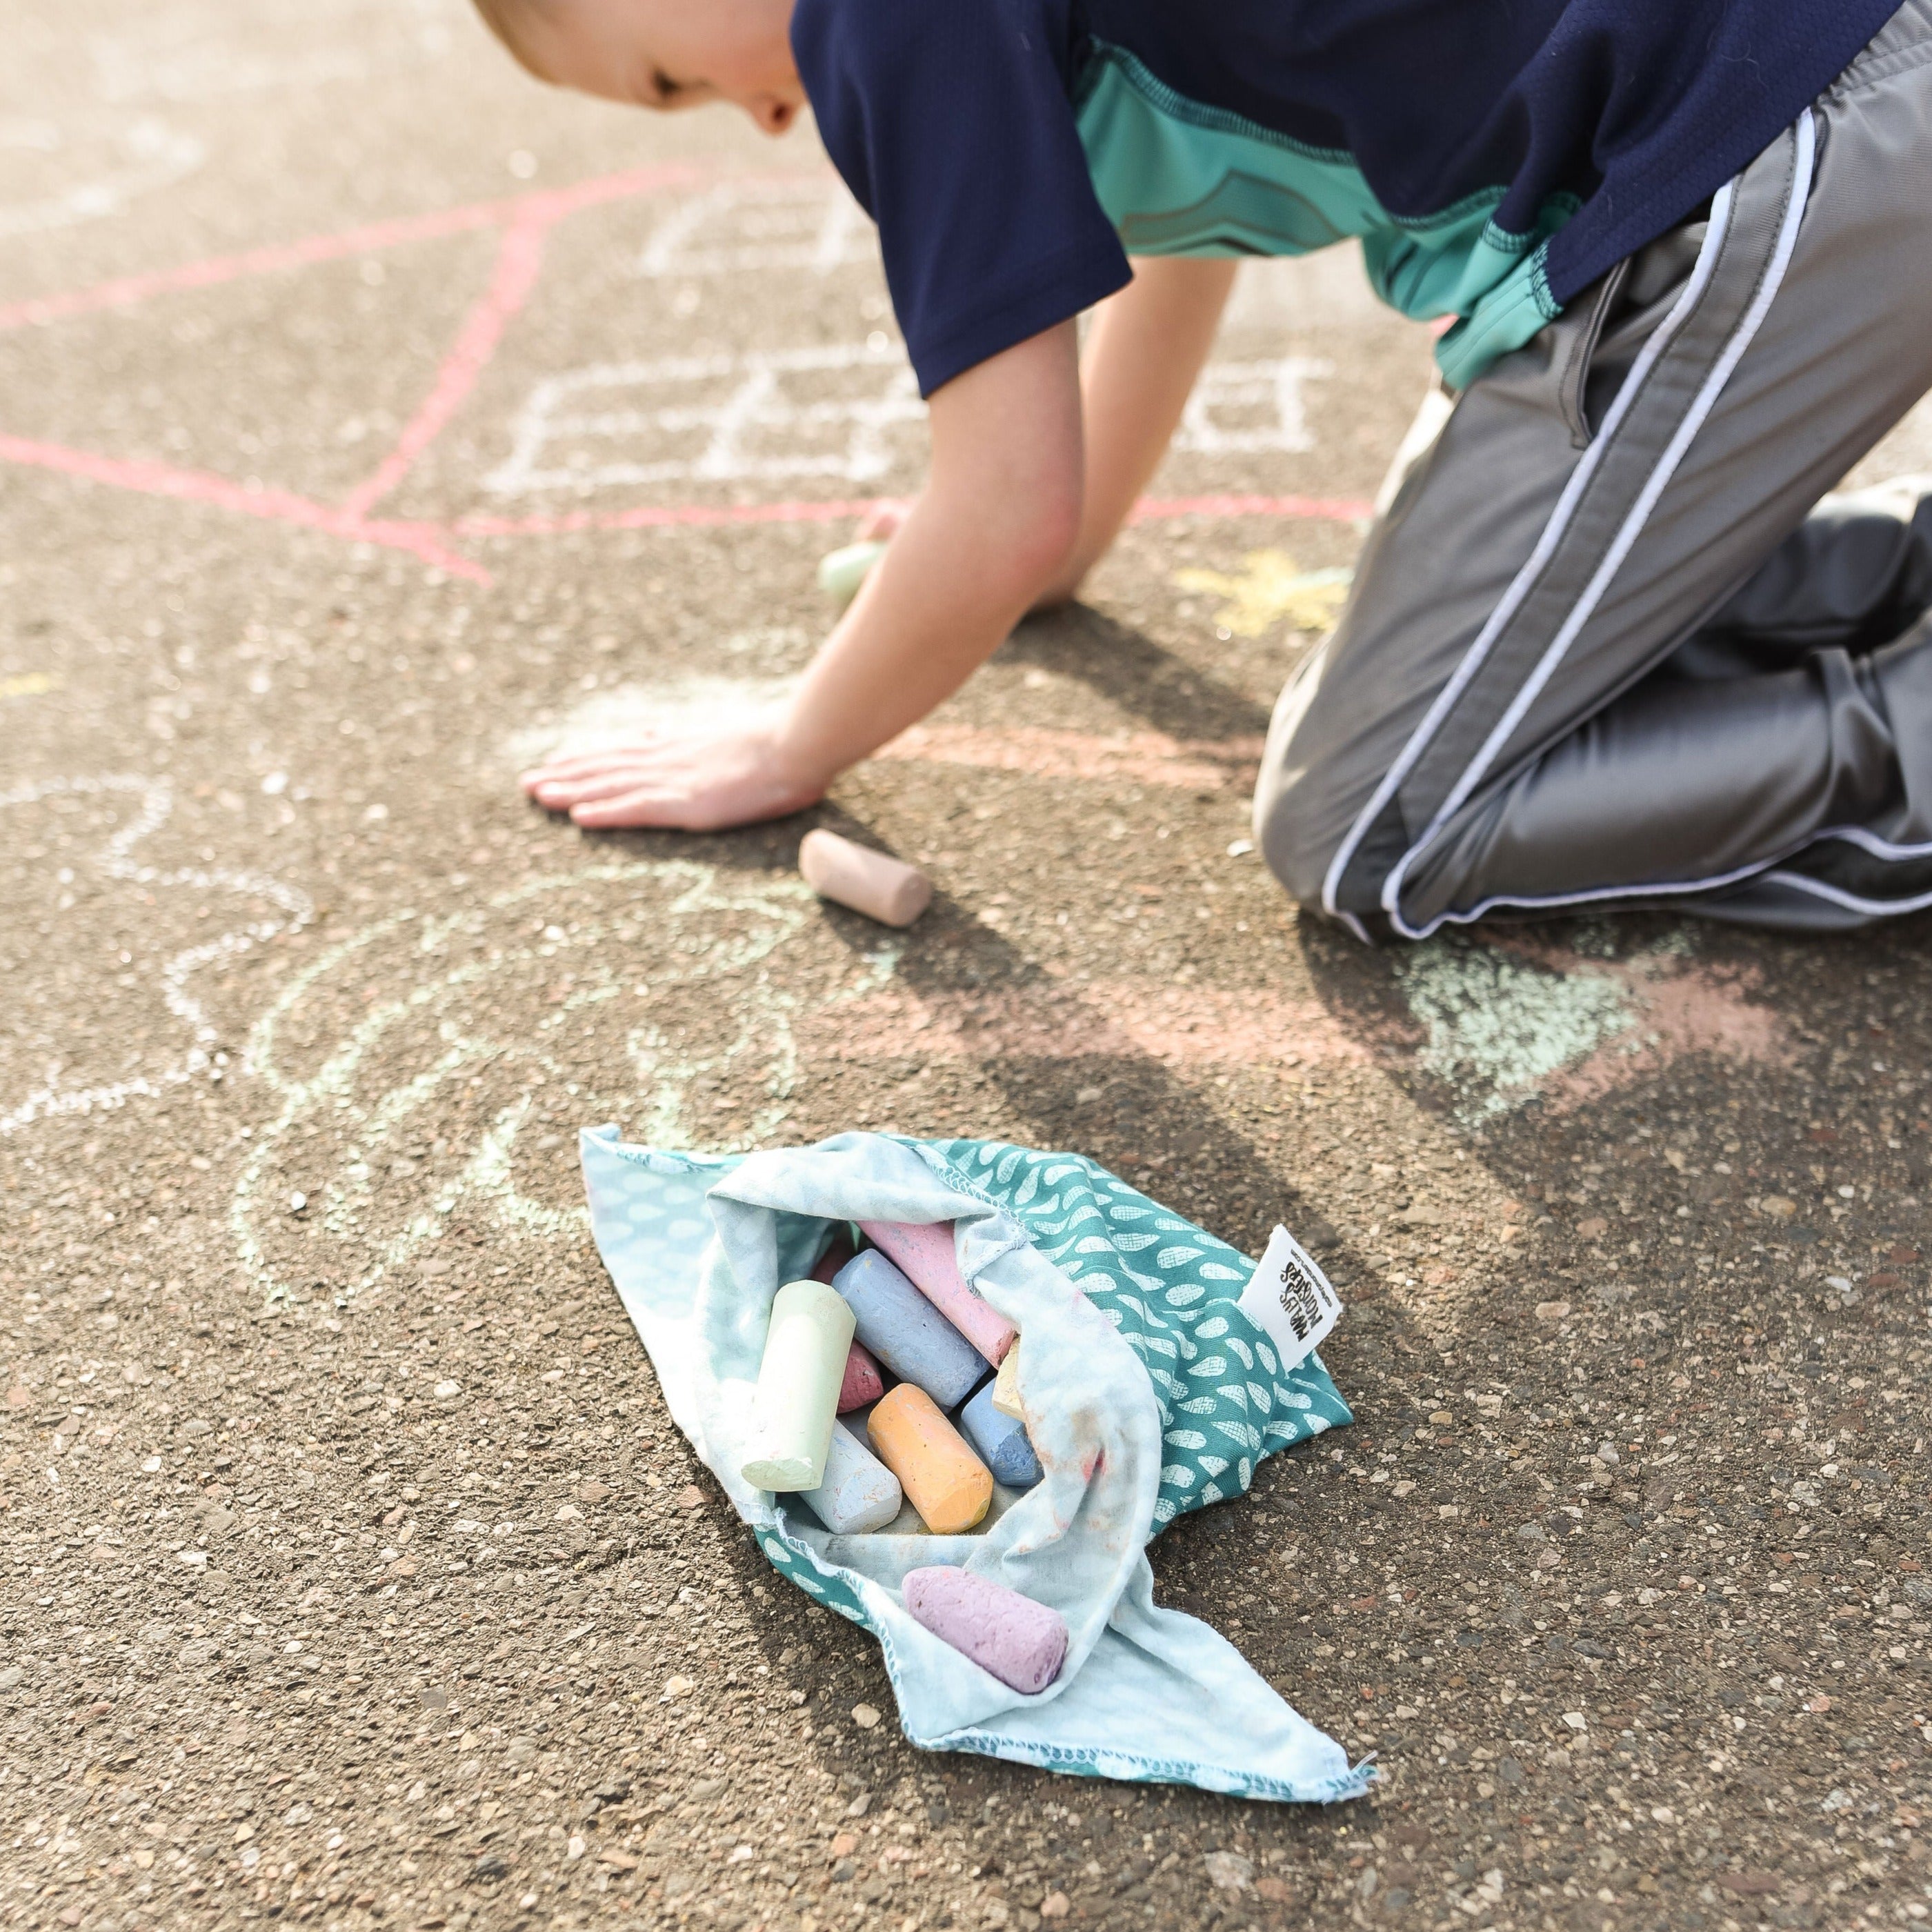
[1002,603,1278,745]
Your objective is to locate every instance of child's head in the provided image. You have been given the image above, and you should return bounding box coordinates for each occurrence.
[470,0,804,135]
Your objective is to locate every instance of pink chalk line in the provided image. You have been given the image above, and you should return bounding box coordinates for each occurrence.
[0,162,1373,577]
[0,166,700,335]
[0,434,486,581]
[339,209,553,521]
[0,166,699,581]
[450,492,1373,541]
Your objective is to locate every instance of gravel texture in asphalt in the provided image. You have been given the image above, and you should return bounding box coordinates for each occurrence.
[7,3,1932,1930]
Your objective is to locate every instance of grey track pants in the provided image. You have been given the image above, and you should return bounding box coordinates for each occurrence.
[1253,0,1932,941]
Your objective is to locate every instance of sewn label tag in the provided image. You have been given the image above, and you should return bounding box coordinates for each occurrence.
[1237,1224,1342,1373]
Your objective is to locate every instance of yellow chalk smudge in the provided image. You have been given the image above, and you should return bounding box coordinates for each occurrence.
[1173,550,1351,639]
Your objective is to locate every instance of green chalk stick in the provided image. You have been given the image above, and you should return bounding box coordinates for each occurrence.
[741,1279,857,1492]
[816,539,888,605]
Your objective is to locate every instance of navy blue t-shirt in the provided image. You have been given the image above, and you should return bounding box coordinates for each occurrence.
[793,0,1892,397]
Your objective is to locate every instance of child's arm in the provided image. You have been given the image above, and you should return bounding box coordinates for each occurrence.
[521,321,1084,830]
[1037,255,1238,606]
[850,259,1238,603]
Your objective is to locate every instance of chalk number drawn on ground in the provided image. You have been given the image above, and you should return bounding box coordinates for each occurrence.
[0,774,311,1136]
[232,860,899,1306]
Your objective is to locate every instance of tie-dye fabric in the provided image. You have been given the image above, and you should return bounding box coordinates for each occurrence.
[580,1123,1368,1802]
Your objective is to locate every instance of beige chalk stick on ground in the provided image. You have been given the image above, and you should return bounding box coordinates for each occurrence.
[799,828,932,927]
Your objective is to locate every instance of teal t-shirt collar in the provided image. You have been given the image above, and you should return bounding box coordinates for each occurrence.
[1075,40,1573,389]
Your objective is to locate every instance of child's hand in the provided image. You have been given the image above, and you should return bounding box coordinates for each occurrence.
[519,724,826,830]
[521,321,1086,837]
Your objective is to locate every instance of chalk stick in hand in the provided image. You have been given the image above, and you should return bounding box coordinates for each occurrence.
[799,829,931,928]
[816,539,888,605]
[903,1565,1068,1693]
[861,1218,1015,1365]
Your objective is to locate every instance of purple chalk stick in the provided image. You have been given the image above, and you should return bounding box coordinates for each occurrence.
[902,1565,1068,1695]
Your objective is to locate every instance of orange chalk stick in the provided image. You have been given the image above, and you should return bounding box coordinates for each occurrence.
[866,1383,993,1535]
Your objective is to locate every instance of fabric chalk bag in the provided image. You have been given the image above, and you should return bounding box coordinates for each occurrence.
[581,1124,1372,1802]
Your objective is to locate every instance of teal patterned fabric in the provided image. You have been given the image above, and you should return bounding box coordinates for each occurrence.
[581,1124,1370,1803]
[920,1139,1352,1529]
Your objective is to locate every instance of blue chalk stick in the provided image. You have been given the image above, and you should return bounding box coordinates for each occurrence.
[959,1379,1042,1489]
[832,1250,986,1410]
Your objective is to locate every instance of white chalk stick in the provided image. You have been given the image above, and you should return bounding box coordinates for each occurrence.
[800,829,932,928]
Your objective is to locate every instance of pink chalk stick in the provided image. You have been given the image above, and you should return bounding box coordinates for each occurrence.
[902,1566,1068,1695]
[810,1234,855,1285]
[857,1219,1015,1366]
[837,1340,885,1413]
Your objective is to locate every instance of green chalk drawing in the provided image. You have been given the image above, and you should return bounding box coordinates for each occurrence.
[1394,939,1637,1120]
[232,859,892,1307]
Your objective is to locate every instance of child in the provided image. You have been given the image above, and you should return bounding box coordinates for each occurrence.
[499,0,1932,941]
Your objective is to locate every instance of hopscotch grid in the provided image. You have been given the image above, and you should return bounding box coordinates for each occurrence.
[1175,358,1331,457]
[635,177,876,281]
[486,341,924,495]
[0,166,1366,568]
[486,341,1327,498]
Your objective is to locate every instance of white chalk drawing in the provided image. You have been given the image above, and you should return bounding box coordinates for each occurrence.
[484,341,926,495]
[232,860,898,1306]
[635,177,875,281]
[1173,357,1331,457]
[504,670,803,769]
[487,345,1330,497]
[0,117,206,240]
[0,775,311,1136]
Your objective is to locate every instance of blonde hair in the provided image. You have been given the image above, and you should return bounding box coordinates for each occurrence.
[470,0,555,79]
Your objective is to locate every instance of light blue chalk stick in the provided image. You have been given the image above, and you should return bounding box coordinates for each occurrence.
[832,1250,986,1411]
[958,1379,1042,1489]
[797,1419,903,1534]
